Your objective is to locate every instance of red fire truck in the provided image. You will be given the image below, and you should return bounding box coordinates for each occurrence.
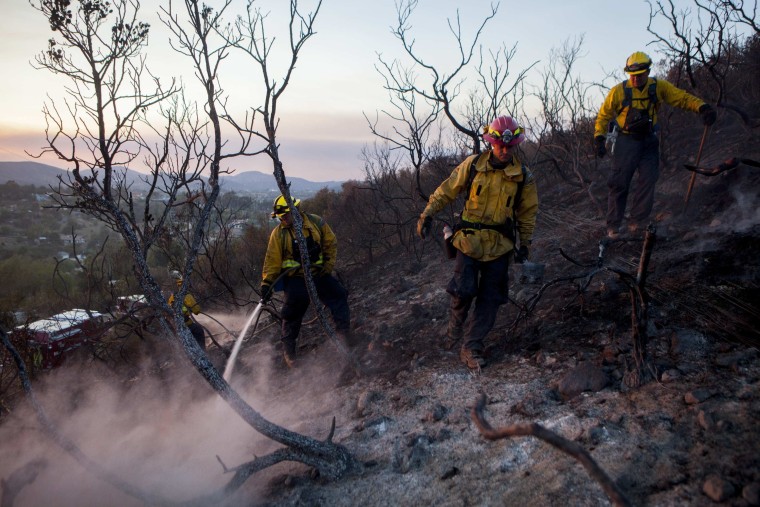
[14,309,107,369]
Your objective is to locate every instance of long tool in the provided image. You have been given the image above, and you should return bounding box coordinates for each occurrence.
[683,124,710,212]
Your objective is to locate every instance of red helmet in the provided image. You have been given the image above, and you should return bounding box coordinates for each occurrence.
[483,116,524,147]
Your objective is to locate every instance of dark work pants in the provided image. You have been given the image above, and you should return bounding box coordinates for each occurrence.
[607,133,660,230]
[280,274,350,355]
[188,322,206,351]
[446,251,510,353]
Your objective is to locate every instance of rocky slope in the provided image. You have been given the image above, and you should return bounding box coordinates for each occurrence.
[1,159,759,507]
[219,162,760,506]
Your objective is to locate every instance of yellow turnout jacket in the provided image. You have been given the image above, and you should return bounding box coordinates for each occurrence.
[168,292,201,326]
[262,213,337,286]
[421,152,539,262]
[594,76,705,137]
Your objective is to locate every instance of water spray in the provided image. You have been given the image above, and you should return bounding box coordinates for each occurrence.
[222,268,296,382]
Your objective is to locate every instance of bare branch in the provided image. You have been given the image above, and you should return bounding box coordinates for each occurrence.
[471,394,633,507]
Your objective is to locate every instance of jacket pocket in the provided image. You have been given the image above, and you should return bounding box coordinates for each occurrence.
[453,230,483,259]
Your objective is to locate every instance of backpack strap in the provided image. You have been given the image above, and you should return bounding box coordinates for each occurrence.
[621,79,633,108]
[648,77,658,109]
[306,213,324,229]
[621,78,658,112]
[514,163,527,211]
[464,153,484,196]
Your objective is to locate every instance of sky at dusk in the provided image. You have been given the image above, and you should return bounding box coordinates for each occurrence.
[0,0,702,182]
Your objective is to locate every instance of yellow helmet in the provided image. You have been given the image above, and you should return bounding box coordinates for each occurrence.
[170,270,183,284]
[624,51,652,75]
[271,194,300,218]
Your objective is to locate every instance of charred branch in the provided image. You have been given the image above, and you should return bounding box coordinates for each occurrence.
[0,458,48,507]
[684,156,760,175]
[471,394,633,507]
[507,230,660,387]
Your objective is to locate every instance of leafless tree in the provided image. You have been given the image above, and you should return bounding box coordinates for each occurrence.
[647,0,759,123]
[366,62,442,201]
[471,394,633,507]
[384,0,494,152]
[218,0,361,370]
[15,0,359,502]
[369,0,537,219]
[528,36,606,216]
[164,0,361,488]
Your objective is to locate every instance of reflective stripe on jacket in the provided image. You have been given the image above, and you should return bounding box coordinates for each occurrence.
[594,76,705,137]
[422,152,539,262]
[262,213,338,285]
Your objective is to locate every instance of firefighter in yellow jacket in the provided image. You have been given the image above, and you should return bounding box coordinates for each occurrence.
[261,195,350,368]
[168,276,206,350]
[594,51,716,238]
[417,115,539,370]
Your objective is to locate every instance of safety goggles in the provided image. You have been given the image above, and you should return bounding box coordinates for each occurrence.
[271,207,291,219]
[487,126,522,144]
[625,62,650,74]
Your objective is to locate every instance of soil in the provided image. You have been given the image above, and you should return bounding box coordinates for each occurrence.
[223,162,760,506]
[1,160,759,507]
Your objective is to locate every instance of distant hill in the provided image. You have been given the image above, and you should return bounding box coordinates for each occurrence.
[0,161,153,191]
[219,170,343,195]
[0,161,76,188]
[0,161,344,195]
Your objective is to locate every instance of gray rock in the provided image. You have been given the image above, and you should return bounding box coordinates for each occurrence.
[697,409,714,430]
[558,362,608,400]
[364,416,394,437]
[440,466,459,480]
[742,482,760,505]
[356,390,382,417]
[424,404,447,422]
[702,475,736,502]
[670,329,709,360]
[660,369,681,382]
[684,389,713,404]
[716,349,759,369]
[392,434,429,473]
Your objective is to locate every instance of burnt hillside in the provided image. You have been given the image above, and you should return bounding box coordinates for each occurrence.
[1,129,759,507]
[222,142,760,506]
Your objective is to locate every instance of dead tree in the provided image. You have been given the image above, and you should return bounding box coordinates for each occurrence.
[528,36,607,216]
[377,0,536,201]
[506,228,660,387]
[219,0,361,373]
[19,0,359,502]
[366,61,443,202]
[471,394,632,507]
[684,156,760,175]
[647,0,759,123]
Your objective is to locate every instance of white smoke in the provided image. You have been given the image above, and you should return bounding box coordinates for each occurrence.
[0,309,354,506]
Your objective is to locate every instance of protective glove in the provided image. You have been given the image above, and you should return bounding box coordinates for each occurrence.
[417,215,432,239]
[594,136,606,158]
[514,245,529,264]
[260,283,272,303]
[699,104,717,126]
